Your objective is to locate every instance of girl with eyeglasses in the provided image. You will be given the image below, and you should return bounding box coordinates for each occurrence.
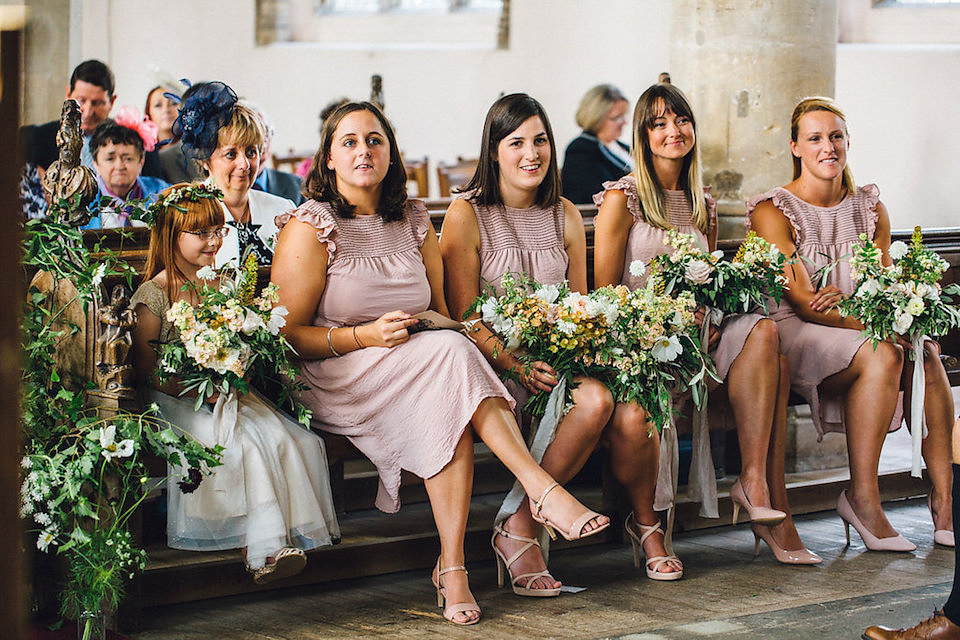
[130,183,340,585]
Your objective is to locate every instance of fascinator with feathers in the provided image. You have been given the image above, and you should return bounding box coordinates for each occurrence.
[172,81,238,161]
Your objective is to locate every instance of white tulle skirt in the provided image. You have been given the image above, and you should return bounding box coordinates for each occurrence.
[148,388,341,569]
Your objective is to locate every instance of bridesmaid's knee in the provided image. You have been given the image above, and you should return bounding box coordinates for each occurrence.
[571,378,615,428]
[611,403,655,442]
[747,318,780,354]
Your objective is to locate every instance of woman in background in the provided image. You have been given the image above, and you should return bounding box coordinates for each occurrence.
[145,85,179,147]
[174,81,294,266]
[561,84,632,204]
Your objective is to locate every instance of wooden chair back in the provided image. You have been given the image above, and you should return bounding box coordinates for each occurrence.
[403,156,429,198]
[436,157,478,197]
[272,149,314,176]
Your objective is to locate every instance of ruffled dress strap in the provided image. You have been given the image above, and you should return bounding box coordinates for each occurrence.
[745,186,803,240]
[593,175,641,220]
[859,183,881,240]
[276,199,338,261]
[407,199,430,247]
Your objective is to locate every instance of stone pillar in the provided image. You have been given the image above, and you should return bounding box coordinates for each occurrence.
[670,0,838,239]
[22,0,73,125]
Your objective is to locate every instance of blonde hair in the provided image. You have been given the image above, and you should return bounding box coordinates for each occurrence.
[630,83,708,232]
[790,96,856,194]
[217,103,264,152]
[575,84,627,136]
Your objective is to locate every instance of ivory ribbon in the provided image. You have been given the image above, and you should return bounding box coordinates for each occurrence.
[495,376,567,528]
[686,307,723,518]
[910,335,930,478]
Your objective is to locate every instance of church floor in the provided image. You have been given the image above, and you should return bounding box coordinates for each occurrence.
[134,497,952,640]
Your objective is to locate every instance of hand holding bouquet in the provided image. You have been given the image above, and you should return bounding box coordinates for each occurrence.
[154,253,311,425]
[839,227,960,346]
[652,230,788,318]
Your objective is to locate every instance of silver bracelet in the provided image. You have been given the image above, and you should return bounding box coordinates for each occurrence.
[326,327,342,357]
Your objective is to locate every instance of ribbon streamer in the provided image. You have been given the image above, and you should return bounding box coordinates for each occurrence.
[910,335,929,478]
[686,307,723,518]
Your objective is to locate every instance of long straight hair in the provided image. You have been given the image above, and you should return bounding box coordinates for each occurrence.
[462,93,561,209]
[790,96,857,195]
[630,83,708,233]
[301,101,407,222]
[143,184,225,302]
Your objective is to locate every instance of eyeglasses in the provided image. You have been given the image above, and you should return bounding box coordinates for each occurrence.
[182,227,229,240]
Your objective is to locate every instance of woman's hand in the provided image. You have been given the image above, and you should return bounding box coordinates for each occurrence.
[809,285,846,313]
[693,308,721,351]
[518,360,559,394]
[360,311,420,348]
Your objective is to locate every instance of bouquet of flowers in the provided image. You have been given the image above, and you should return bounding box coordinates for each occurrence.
[473,272,715,432]
[594,276,717,433]
[154,252,312,425]
[651,230,788,318]
[839,227,960,348]
[474,273,615,416]
[20,409,222,639]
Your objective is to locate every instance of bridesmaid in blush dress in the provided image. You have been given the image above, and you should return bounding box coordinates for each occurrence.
[441,93,669,589]
[593,82,819,565]
[270,102,608,626]
[748,96,954,552]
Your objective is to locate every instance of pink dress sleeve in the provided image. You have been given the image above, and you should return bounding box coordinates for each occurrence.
[593,176,641,221]
[859,184,881,240]
[275,200,338,261]
[407,199,430,247]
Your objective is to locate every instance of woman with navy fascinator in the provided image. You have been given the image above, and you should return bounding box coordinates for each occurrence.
[168,81,294,266]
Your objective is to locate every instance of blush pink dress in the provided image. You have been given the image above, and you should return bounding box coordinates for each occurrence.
[745,184,902,438]
[595,176,763,518]
[276,199,514,513]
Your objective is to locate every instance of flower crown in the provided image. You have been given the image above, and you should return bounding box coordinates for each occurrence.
[113,106,159,152]
[172,81,238,162]
[144,182,224,227]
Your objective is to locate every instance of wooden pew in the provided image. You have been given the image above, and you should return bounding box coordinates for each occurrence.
[79,208,960,627]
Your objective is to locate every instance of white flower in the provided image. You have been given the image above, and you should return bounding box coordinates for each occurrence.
[888,241,909,260]
[557,320,577,336]
[480,298,499,324]
[33,512,51,526]
[90,263,107,289]
[267,306,288,334]
[628,260,646,278]
[651,335,683,362]
[905,296,925,316]
[684,259,714,285]
[20,457,31,469]
[916,282,940,301]
[892,310,914,334]
[99,424,135,460]
[856,279,880,298]
[240,309,266,335]
[711,250,725,261]
[196,266,217,281]
[36,529,56,552]
[533,284,560,304]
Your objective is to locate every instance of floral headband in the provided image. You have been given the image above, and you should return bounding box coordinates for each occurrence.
[144,182,224,227]
[113,106,159,152]
[172,81,238,162]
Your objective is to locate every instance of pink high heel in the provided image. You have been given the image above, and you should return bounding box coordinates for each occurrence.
[751,524,822,565]
[730,478,786,525]
[528,482,609,541]
[837,490,916,552]
[432,560,481,625]
[928,491,955,547]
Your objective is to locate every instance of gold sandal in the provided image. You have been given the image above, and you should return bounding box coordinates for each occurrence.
[251,547,306,585]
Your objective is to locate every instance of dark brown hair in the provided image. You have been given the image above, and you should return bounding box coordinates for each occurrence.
[301,101,407,222]
[461,93,561,209]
